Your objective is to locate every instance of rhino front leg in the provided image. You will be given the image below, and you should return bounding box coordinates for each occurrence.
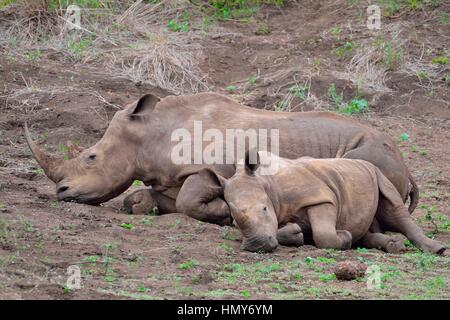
[176,174,232,226]
[277,223,304,247]
[123,189,176,214]
[307,203,352,250]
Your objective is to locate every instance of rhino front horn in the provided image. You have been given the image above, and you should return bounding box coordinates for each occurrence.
[24,122,63,183]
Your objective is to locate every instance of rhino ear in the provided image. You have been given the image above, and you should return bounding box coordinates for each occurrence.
[129,93,160,119]
[244,148,260,175]
[198,168,227,189]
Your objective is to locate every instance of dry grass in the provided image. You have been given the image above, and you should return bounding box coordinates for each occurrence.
[0,0,208,94]
[107,33,208,94]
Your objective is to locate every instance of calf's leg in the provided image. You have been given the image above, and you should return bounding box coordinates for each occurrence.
[176,174,231,226]
[307,203,352,250]
[359,232,405,253]
[375,169,446,254]
[377,202,445,254]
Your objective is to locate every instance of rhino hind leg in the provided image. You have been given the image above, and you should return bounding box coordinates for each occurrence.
[375,169,446,255]
[307,204,353,250]
[277,223,304,247]
[359,232,406,254]
[176,174,232,226]
[123,189,176,215]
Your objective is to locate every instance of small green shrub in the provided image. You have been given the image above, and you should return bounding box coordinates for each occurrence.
[167,19,190,32]
[328,84,369,115]
[179,259,198,270]
[255,23,270,35]
[431,56,449,65]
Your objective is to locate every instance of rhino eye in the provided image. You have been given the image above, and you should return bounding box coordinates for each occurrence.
[88,154,96,160]
[262,207,268,214]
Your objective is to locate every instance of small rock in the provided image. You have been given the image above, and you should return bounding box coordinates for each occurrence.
[334,261,367,281]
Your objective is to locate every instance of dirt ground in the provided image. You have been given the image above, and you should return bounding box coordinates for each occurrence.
[0,1,449,299]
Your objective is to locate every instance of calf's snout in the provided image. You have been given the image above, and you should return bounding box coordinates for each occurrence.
[241,235,278,253]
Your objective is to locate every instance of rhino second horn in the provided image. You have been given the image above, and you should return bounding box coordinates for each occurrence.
[24,122,62,183]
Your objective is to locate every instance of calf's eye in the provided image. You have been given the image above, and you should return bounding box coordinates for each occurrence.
[88,154,96,160]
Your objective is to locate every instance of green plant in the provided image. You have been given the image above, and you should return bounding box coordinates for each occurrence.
[140,217,153,226]
[240,289,251,298]
[26,49,41,64]
[255,23,270,35]
[335,41,356,59]
[289,85,308,100]
[62,285,72,294]
[167,19,190,32]
[384,43,401,71]
[120,223,134,230]
[132,180,142,187]
[319,273,336,282]
[208,1,283,20]
[226,85,237,92]
[331,27,342,35]
[304,256,314,264]
[222,230,237,241]
[439,13,449,26]
[399,132,410,142]
[179,259,198,270]
[380,0,401,17]
[33,168,45,176]
[328,84,369,115]
[0,0,15,9]
[431,56,449,65]
[219,242,233,253]
[274,100,289,112]
[339,99,369,115]
[316,256,336,264]
[67,36,93,61]
[416,71,429,81]
[444,75,450,84]
[289,271,303,281]
[247,75,257,85]
[419,149,427,156]
[138,286,148,293]
[58,143,69,160]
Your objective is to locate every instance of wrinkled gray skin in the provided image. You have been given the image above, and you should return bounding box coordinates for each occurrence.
[26,92,418,229]
[201,152,446,255]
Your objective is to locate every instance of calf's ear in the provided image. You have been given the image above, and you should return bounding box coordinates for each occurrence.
[198,168,227,188]
[244,148,260,175]
[129,93,160,119]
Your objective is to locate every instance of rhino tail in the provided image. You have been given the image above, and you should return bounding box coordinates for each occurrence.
[407,170,419,214]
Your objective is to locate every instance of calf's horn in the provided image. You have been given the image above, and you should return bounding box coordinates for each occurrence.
[24,122,63,183]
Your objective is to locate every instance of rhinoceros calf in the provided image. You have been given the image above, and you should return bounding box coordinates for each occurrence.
[25,92,418,226]
[199,152,446,255]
